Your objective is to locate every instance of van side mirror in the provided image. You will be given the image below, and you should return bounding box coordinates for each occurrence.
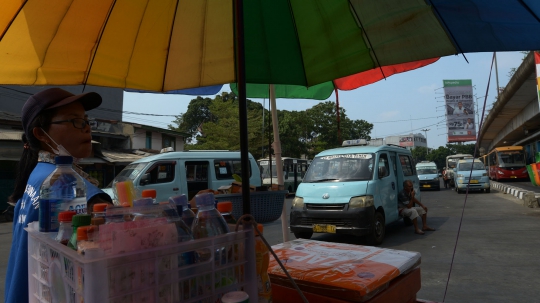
[378,166,387,178]
[140,173,150,186]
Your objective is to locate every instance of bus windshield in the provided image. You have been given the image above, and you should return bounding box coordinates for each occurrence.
[303,154,374,182]
[498,151,525,167]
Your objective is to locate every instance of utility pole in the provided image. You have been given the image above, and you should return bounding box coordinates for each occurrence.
[421,129,430,156]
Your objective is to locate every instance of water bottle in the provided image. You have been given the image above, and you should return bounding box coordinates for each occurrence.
[217,201,237,224]
[39,156,87,233]
[191,193,229,239]
[169,194,196,229]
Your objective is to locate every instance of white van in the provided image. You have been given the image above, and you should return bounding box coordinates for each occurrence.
[416,161,440,190]
[290,140,421,245]
[104,151,261,203]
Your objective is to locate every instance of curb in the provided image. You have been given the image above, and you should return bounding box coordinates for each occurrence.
[490,181,540,208]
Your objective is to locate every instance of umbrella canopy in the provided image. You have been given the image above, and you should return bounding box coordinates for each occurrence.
[1,0,540,90]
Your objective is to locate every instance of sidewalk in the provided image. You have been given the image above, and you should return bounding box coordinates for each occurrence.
[0,220,12,298]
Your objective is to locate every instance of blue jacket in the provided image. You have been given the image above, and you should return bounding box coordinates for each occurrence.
[5,162,110,303]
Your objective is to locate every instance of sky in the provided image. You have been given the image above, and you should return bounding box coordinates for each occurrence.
[122,51,526,150]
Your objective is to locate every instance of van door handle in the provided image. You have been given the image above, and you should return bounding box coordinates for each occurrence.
[173,187,179,191]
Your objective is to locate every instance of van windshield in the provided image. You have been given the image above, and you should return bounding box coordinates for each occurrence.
[458,162,485,171]
[417,167,438,175]
[303,153,374,182]
[106,163,149,187]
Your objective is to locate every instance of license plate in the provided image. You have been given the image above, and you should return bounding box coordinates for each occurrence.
[422,185,431,188]
[511,176,517,178]
[470,180,478,184]
[313,224,336,233]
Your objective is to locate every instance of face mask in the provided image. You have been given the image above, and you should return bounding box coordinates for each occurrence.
[40,128,80,163]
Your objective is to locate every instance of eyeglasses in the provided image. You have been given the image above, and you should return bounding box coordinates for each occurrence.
[50,118,97,129]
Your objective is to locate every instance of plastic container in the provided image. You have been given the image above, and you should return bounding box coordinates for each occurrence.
[214,191,288,223]
[217,201,237,225]
[192,193,229,239]
[39,156,87,232]
[54,211,77,245]
[170,194,196,229]
[222,291,249,303]
[255,224,272,303]
[67,214,91,250]
[77,225,99,255]
[26,222,257,302]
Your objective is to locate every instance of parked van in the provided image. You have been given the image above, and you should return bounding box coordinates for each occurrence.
[445,154,473,187]
[416,161,440,190]
[104,151,261,203]
[289,140,421,245]
[454,159,490,193]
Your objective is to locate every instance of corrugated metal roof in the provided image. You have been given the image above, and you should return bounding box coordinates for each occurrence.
[100,150,146,164]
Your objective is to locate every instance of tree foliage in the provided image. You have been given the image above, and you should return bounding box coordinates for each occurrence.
[169,95,373,159]
[411,143,477,169]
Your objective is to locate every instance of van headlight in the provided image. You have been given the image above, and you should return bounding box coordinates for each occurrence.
[483,173,488,176]
[457,174,464,178]
[349,196,374,208]
[433,177,439,180]
[292,197,304,209]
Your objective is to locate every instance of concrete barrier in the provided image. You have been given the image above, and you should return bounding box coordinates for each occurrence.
[490,181,539,208]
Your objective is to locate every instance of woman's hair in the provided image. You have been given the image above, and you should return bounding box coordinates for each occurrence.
[9,109,56,202]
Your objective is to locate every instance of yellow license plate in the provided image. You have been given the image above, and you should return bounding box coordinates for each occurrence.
[470,180,478,184]
[511,176,517,178]
[313,224,336,233]
[422,185,431,188]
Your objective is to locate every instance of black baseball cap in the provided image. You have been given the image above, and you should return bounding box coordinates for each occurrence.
[22,88,102,136]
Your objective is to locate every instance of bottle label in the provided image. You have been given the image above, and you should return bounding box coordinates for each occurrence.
[63,197,87,214]
[39,199,61,232]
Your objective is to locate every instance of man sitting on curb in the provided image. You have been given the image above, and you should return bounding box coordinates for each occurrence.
[398,180,436,235]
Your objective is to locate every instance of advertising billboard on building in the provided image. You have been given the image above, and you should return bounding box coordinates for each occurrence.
[399,136,414,147]
[443,79,476,142]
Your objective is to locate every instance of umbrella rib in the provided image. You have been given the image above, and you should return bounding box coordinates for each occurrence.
[425,0,468,63]
[83,0,119,90]
[285,0,309,87]
[162,0,181,92]
[517,0,540,23]
[0,0,28,41]
[347,1,386,80]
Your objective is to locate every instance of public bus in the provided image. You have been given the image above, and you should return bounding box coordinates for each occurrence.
[258,157,310,192]
[445,154,474,187]
[485,146,528,181]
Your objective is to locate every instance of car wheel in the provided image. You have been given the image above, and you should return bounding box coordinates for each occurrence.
[293,231,313,239]
[457,189,463,194]
[485,188,491,193]
[367,211,385,245]
[437,186,441,191]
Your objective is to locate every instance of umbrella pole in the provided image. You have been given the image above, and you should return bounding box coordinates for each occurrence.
[269,84,289,242]
[234,0,251,216]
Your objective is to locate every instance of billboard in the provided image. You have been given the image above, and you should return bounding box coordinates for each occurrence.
[443,79,476,142]
[399,136,414,147]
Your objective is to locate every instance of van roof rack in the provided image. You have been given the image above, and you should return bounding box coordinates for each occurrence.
[385,144,406,149]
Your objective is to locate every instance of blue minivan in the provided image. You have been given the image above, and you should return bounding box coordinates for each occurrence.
[289,141,421,245]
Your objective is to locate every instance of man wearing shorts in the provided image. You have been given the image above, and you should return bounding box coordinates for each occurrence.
[398,180,435,235]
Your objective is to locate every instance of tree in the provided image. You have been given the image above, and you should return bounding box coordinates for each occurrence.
[411,147,428,163]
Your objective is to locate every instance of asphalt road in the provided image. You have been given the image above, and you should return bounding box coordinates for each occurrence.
[2,184,540,302]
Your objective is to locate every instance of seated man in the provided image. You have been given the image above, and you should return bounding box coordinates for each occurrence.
[398,180,435,235]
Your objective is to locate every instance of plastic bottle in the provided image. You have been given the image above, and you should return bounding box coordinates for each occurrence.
[54,211,77,245]
[191,193,229,239]
[92,203,108,218]
[39,156,87,232]
[255,224,272,303]
[68,214,91,250]
[76,225,100,255]
[217,201,237,224]
[141,189,157,204]
[169,194,196,229]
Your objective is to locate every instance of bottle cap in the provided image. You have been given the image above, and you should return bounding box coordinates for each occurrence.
[77,225,96,241]
[72,214,92,227]
[195,192,215,207]
[54,156,73,165]
[92,203,108,212]
[217,201,233,213]
[257,224,264,234]
[91,217,105,226]
[58,211,77,222]
[169,194,188,206]
[141,189,157,199]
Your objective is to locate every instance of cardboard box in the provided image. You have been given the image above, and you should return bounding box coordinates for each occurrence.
[217,185,231,194]
[231,181,256,193]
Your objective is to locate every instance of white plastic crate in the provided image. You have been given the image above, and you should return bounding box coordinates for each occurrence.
[26,223,256,303]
